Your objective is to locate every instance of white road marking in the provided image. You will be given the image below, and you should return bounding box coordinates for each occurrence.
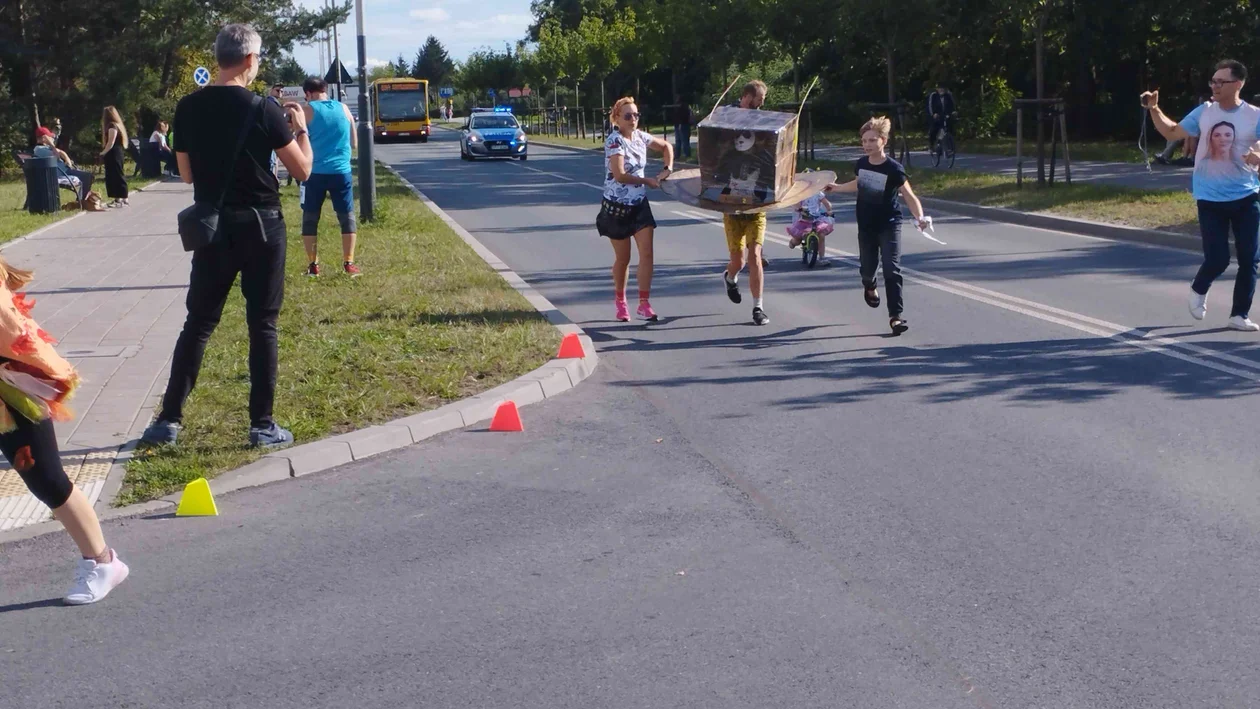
[665,208,1260,383]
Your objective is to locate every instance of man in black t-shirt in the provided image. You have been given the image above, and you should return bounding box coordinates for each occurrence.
[142,23,313,450]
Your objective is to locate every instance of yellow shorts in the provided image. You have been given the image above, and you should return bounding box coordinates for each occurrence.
[723,213,767,253]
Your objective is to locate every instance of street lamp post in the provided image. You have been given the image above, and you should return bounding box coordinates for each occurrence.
[355,0,375,221]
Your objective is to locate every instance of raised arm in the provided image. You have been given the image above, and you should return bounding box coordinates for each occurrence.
[647,134,675,181]
[278,102,314,182]
[608,154,659,189]
[825,180,858,194]
[1141,91,1191,142]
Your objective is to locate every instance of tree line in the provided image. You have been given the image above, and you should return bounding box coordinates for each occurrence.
[424,0,1260,141]
[0,0,346,164]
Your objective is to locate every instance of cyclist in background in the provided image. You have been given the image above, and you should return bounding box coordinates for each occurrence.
[928,83,956,151]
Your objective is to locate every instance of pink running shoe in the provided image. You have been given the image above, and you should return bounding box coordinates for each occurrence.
[615,299,630,322]
[637,301,658,322]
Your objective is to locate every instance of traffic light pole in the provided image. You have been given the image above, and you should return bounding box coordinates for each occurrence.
[355,0,374,221]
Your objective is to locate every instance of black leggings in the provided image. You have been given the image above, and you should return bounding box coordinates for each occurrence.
[0,406,72,509]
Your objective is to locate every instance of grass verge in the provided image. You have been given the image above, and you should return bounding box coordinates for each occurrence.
[812,129,1141,163]
[807,158,1198,234]
[120,164,561,503]
[523,132,606,152]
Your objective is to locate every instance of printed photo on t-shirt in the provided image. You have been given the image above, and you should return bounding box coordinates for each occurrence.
[1201,120,1240,178]
[857,169,889,200]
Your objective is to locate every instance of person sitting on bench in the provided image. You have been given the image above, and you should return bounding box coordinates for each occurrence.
[32,127,94,202]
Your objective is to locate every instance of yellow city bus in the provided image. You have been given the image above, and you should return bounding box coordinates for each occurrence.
[370,78,430,142]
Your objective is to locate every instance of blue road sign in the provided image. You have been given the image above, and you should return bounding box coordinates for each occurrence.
[193,66,211,87]
[439,87,454,98]
[488,89,496,98]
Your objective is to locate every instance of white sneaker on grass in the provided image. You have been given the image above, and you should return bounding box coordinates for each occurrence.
[64,549,129,605]
[1189,289,1208,320]
[1228,315,1260,332]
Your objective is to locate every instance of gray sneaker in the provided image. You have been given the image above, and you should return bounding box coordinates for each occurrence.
[140,419,181,445]
[249,423,294,449]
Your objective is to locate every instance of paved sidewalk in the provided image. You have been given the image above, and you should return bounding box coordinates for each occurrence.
[0,181,192,530]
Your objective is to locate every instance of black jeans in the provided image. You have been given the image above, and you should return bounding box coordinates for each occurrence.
[158,208,287,429]
[674,123,691,158]
[859,221,904,318]
[1192,195,1260,318]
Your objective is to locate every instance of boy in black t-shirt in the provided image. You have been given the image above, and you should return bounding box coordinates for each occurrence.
[826,116,930,335]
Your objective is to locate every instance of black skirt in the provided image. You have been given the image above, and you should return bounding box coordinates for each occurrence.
[103,143,128,199]
[596,197,656,240]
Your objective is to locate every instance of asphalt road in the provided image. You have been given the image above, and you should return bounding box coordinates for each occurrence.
[2,130,1259,709]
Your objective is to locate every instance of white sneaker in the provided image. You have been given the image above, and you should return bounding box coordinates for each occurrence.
[1189,289,1208,320]
[1228,315,1260,332]
[63,549,129,605]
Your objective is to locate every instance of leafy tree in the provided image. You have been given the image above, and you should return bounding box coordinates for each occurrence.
[412,36,456,87]
[393,53,410,78]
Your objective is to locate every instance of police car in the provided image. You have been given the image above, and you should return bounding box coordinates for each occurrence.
[460,107,528,161]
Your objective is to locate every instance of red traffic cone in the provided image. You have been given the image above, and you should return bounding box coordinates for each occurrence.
[557,332,586,359]
[489,400,523,432]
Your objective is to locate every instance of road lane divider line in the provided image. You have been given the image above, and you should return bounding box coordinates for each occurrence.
[665,209,1260,383]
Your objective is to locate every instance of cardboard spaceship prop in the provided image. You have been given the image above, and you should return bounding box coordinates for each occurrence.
[661,168,836,215]
[662,105,833,214]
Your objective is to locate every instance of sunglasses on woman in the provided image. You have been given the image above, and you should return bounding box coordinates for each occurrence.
[623,112,640,121]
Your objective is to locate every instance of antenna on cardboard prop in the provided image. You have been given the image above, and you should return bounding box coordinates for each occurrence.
[790,76,820,154]
[708,74,742,119]
[796,76,820,118]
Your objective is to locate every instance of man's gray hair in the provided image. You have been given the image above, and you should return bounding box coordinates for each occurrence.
[215,24,262,69]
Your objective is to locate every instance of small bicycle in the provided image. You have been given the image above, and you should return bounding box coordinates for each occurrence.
[797,214,834,269]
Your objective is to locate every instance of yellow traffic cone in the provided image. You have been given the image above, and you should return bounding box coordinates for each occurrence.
[176,477,219,517]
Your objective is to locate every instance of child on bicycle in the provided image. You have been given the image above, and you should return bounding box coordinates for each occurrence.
[787,184,835,267]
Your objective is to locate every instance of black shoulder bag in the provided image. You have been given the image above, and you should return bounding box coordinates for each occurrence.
[176,95,263,252]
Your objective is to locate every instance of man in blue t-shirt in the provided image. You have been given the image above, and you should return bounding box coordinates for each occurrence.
[297,77,361,277]
[1145,59,1260,332]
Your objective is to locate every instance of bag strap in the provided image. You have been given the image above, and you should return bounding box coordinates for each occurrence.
[215,94,264,209]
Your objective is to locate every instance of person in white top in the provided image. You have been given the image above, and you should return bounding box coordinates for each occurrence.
[786,184,835,267]
[149,120,176,175]
[596,96,674,323]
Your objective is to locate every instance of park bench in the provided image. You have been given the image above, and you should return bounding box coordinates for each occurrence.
[11,148,84,209]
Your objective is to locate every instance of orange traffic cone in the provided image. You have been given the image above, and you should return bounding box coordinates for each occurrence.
[557,332,585,359]
[489,400,524,432]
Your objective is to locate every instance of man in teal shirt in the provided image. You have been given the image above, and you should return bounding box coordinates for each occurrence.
[298,77,360,277]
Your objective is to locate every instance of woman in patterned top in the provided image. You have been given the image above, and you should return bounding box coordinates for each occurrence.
[596,97,674,322]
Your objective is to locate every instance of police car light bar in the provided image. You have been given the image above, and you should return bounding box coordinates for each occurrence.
[493,106,512,113]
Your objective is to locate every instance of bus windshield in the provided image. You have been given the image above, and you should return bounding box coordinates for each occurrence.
[377,87,426,122]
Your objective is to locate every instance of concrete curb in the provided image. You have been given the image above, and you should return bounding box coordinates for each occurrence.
[920,197,1199,252]
[0,170,598,547]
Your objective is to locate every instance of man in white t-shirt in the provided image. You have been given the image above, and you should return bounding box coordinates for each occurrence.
[1145,59,1260,331]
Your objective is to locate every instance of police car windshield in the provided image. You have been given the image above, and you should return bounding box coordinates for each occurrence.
[471,115,518,129]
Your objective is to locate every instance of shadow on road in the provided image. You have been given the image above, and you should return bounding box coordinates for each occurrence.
[615,334,1260,406]
[0,598,62,614]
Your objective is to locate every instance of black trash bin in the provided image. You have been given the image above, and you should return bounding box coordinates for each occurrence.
[23,156,60,214]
